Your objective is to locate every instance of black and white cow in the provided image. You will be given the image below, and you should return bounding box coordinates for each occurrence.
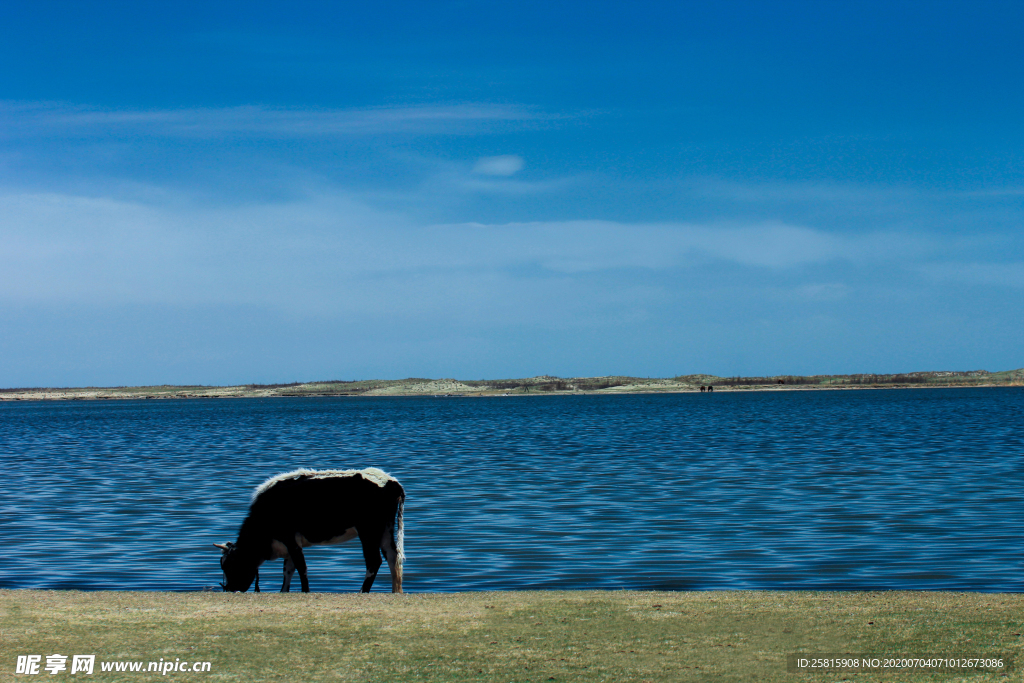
[214,467,404,593]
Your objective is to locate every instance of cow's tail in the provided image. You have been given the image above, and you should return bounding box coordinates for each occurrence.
[395,493,405,566]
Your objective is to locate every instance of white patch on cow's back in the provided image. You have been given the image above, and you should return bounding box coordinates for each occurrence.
[252,467,397,501]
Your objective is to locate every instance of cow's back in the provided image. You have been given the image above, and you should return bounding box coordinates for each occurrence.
[249,469,402,543]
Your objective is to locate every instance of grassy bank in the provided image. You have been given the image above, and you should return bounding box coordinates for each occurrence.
[2,590,1021,681]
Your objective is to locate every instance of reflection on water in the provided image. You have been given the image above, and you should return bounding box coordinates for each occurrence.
[0,388,1021,592]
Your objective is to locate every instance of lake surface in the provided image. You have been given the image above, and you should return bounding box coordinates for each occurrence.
[1,388,1021,593]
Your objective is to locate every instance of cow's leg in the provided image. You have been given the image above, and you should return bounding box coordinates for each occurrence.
[281,556,295,592]
[380,527,403,593]
[358,526,384,593]
[283,540,310,593]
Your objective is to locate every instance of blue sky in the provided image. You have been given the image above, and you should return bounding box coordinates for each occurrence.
[2,1,1022,386]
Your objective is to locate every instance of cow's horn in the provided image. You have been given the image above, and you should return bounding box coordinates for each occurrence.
[213,543,230,550]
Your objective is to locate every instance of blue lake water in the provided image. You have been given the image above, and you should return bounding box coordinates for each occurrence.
[0,388,1021,593]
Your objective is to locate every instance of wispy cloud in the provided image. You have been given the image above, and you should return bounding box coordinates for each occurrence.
[0,102,555,138]
[0,188,955,314]
[446,220,933,273]
[918,262,1024,288]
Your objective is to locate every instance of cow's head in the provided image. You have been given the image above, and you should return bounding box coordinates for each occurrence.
[214,542,258,592]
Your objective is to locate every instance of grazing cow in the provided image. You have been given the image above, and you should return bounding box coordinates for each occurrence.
[214,467,404,594]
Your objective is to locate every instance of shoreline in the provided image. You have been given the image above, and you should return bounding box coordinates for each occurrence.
[0,378,1020,402]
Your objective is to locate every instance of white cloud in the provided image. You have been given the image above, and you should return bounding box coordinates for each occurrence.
[0,188,953,318]
[472,155,524,176]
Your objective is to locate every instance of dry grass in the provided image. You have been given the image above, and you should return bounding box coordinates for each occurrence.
[2,590,1021,681]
